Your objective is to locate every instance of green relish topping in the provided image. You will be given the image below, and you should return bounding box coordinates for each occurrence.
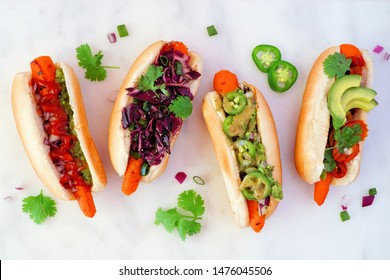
[55,69,92,185]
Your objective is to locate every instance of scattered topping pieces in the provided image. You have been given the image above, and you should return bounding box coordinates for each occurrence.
[15,187,24,191]
[373,45,384,54]
[340,210,350,222]
[369,188,377,196]
[155,189,205,241]
[22,190,57,224]
[207,25,218,37]
[168,96,193,119]
[175,172,187,184]
[107,32,117,43]
[138,65,168,95]
[117,24,129,37]
[341,195,351,210]
[323,52,352,79]
[76,43,119,82]
[362,195,375,207]
[192,176,205,185]
[385,52,390,61]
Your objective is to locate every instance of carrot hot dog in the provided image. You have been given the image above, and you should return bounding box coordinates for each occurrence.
[12,56,107,217]
[294,44,378,205]
[108,41,202,195]
[202,70,283,232]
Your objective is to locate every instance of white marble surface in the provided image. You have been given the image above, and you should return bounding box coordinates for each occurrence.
[1,0,390,260]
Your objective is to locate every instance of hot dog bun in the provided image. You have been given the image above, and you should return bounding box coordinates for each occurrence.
[294,46,374,185]
[12,62,107,200]
[109,40,203,182]
[202,82,282,228]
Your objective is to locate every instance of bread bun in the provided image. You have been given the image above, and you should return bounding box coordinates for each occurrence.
[295,47,374,185]
[12,62,107,200]
[202,82,282,228]
[108,41,203,182]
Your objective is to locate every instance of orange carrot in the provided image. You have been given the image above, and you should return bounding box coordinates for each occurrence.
[30,56,57,82]
[74,185,96,218]
[340,44,361,58]
[213,70,239,94]
[247,199,266,233]
[314,172,332,206]
[122,156,143,196]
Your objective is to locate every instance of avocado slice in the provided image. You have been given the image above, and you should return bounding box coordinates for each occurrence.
[341,86,377,109]
[328,75,362,129]
[344,98,378,112]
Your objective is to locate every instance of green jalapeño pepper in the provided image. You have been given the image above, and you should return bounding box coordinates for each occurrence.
[234,140,255,167]
[239,171,271,200]
[268,60,298,93]
[252,45,282,73]
[222,91,247,115]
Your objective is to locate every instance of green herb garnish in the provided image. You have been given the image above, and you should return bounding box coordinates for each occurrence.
[323,149,336,173]
[207,25,218,36]
[138,65,168,95]
[192,176,205,185]
[22,190,57,224]
[155,190,205,241]
[76,43,119,81]
[323,52,352,79]
[340,210,350,222]
[117,24,129,38]
[168,96,193,119]
[369,188,377,196]
[334,124,362,152]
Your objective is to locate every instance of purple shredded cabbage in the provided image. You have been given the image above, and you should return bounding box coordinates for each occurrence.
[121,47,200,166]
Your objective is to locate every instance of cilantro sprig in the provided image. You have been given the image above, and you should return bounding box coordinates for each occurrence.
[334,124,362,152]
[155,190,205,241]
[323,52,352,79]
[22,190,57,224]
[76,43,119,81]
[169,96,193,119]
[138,65,168,95]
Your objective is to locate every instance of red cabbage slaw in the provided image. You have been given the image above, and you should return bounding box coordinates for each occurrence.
[121,47,201,167]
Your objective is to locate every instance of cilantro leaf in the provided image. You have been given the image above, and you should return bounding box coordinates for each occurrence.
[169,96,193,119]
[177,219,201,241]
[177,189,205,217]
[76,43,118,82]
[155,189,205,241]
[334,124,362,152]
[323,149,336,172]
[22,190,57,224]
[323,53,352,79]
[138,65,168,95]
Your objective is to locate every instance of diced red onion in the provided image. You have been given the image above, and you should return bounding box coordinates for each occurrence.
[362,195,375,207]
[341,195,351,210]
[175,172,187,184]
[264,196,271,206]
[15,187,24,190]
[107,32,117,43]
[373,45,384,54]
[384,52,390,61]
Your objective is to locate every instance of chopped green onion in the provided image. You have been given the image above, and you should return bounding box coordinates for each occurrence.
[207,25,218,37]
[175,62,183,75]
[340,210,350,222]
[117,24,129,37]
[369,188,377,196]
[193,176,205,185]
[140,162,150,176]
